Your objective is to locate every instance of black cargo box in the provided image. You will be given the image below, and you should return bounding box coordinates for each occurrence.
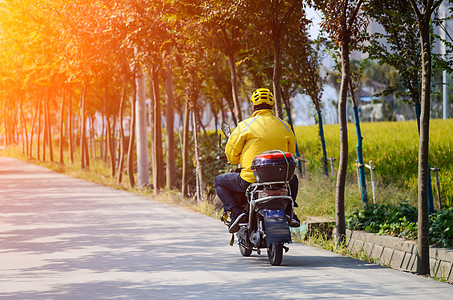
[251,150,296,183]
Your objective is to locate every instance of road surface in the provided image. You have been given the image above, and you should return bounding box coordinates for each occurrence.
[0,156,452,299]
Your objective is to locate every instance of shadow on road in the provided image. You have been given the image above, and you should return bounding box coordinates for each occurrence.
[1,157,451,299]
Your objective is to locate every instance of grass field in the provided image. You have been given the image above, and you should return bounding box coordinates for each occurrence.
[294,119,453,215]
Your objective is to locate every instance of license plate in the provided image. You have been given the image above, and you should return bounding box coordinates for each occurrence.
[266,209,284,218]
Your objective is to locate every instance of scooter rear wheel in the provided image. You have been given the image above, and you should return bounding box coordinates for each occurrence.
[267,242,283,266]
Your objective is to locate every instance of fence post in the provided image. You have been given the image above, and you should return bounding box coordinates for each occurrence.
[369,160,376,204]
[327,157,336,177]
[302,154,307,178]
[430,166,442,210]
[295,154,308,178]
[356,160,361,193]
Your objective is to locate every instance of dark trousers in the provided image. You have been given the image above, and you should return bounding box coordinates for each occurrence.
[214,173,299,212]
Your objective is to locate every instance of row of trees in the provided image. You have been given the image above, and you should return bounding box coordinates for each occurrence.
[1,0,452,275]
[0,0,324,195]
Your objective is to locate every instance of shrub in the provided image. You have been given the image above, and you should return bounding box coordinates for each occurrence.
[429,207,453,248]
[346,202,417,233]
[347,203,452,248]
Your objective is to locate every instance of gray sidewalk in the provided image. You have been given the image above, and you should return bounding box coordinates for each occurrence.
[0,156,452,299]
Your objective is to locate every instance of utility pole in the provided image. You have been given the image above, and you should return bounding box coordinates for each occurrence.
[440,2,448,119]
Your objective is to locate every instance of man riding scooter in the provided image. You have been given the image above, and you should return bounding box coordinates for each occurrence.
[214,88,300,233]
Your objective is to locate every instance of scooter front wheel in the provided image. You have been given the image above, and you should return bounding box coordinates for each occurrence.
[267,242,283,266]
[239,240,252,256]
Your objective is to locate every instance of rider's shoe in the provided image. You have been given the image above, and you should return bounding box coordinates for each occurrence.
[289,213,301,227]
[229,209,247,233]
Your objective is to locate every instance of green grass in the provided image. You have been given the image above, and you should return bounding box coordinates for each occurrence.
[294,119,453,211]
[293,170,417,223]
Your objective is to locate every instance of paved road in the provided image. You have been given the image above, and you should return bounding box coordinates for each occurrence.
[0,156,452,299]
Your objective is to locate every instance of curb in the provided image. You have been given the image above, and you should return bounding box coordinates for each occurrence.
[346,229,453,281]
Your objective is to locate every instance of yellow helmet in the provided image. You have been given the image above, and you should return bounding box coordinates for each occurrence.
[250,88,274,106]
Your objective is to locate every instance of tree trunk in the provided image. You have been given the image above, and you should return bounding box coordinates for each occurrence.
[43,97,47,162]
[181,102,190,197]
[21,111,29,157]
[416,13,432,276]
[335,41,350,245]
[6,98,18,145]
[112,115,117,161]
[100,115,105,161]
[37,97,42,161]
[90,116,95,160]
[193,106,203,203]
[85,117,90,168]
[29,100,38,159]
[317,110,329,176]
[59,89,66,164]
[14,99,18,144]
[68,90,74,165]
[4,101,9,145]
[272,34,284,119]
[3,101,7,145]
[81,85,88,169]
[283,96,303,175]
[103,118,108,162]
[107,115,116,177]
[164,68,177,189]
[151,66,164,193]
[117,86,126,184]
[225,94,238,126]
[104,85,116,177]
[7,99,16,145]
[349,79,368,206]
[414,103,435,214]
[227,52,242,122]
[46,96,53,162]
[135,64,150,187]
[127,75,136,188]
[19,99,29,157]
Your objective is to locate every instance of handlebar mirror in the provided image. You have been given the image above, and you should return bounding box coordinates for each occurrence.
[221,121,231,138]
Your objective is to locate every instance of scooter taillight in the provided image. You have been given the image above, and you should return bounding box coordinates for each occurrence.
[258,189,288,198]
[255,152,293,160]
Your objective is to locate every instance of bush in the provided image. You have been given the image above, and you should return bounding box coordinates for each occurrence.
[346,202,417,232]
[347,203,453,248]
[429,207,453,248]
[198,133,229,197]
[172,131,227,198]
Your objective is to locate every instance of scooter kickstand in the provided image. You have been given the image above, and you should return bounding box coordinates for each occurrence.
[229,234,234,246]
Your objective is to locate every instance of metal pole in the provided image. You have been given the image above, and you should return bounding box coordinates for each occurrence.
[328,158,336,177]
[440,3,448,119]
[430,166,442,210]
[302,154,306,178]
[356,160,361,193]
[369,160,376,204]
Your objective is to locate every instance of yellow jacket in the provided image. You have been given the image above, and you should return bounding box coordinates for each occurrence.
[225,109,297,183]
